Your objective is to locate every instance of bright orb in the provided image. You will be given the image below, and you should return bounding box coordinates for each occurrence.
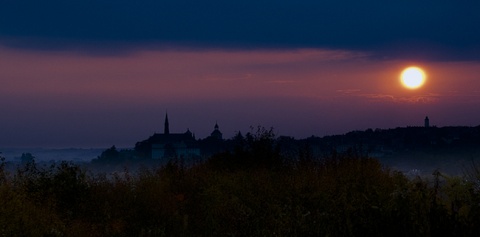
[400,67,426,89]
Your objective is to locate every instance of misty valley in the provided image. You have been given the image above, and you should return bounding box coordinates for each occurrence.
[1,125,480,236]
[3,1,480,236]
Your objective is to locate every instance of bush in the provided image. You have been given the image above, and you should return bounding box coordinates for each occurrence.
[1,152,480,236]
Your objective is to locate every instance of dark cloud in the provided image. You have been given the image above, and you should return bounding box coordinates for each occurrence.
[1,1,479,60]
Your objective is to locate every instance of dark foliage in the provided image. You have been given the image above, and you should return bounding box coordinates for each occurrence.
[92,146,136,165]
[1,145,480,236]
[207,126,283,171]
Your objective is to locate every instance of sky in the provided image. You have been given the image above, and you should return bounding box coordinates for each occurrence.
[1,1,480,148]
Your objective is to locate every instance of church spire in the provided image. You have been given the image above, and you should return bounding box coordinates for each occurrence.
[164,113,170,134]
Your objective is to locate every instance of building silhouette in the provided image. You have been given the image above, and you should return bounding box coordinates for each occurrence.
[164,113,170,134]
[210,122,223,140]
[135,113,200,161]
[425,116,430,128]
[134,113,225,162]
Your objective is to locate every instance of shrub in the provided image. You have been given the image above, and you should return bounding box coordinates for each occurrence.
[1,152,480,236]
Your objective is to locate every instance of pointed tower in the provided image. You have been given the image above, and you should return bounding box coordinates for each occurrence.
[164,113,170,135]
[424,116,430,128]
[210,121,223,140]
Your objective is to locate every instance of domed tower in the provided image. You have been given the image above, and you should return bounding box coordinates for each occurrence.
[210,122,223,140]
[424,116,430,128]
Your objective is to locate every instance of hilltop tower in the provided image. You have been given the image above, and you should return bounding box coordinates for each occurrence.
[424,116,430,128]
[210,122,223,140]
[164,113,170,135]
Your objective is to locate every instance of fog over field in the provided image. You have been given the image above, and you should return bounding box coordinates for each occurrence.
[2,146,479,178]
[0,148,107,163]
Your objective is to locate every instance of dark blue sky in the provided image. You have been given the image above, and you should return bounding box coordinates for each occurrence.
[1,1,479,60]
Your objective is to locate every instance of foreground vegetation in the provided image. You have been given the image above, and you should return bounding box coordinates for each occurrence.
[2,132,480,236]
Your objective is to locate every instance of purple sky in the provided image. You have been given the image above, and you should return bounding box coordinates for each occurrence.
[1,1,480,148]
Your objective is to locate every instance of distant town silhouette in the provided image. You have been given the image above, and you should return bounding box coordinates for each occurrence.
[3,114,480,236]
[89,114,480,176]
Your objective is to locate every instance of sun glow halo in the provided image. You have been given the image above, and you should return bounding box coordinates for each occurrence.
[400,67,426,89]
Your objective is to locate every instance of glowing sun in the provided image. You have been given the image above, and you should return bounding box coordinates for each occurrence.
[400,66,426,89]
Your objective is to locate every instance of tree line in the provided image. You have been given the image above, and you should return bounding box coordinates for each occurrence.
[1,128,480,236]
